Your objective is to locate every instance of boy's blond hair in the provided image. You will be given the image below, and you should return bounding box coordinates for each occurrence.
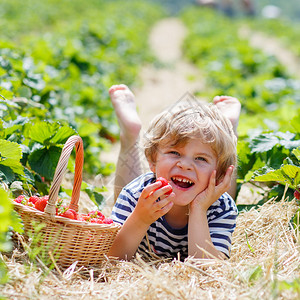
[144,100,237,181]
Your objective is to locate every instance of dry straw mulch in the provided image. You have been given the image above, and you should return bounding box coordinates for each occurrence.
[1,198,300,300]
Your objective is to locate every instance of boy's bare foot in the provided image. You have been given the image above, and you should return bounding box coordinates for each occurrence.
[213,95,241,137]
[109,84,142,146]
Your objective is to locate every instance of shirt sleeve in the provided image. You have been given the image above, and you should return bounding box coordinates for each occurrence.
[111,187,137,225]
[111,172,155,225]
[207,193,238,258]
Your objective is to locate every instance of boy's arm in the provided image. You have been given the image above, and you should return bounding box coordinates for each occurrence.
[188,166,234,259]
[108,182,174,260]
[188,208,226,259]
[108,211,151,259]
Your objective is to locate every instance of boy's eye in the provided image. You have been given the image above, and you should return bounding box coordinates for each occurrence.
[169,151,180,156]
[195,156,207,162]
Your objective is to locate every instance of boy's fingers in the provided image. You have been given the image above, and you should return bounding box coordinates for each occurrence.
[141,181,162,198]
[216,166,234,194]
[156,200,174,217]
[143,182,172,201]
[208,170,217,192]
[154,193,174,209]
[224,165,234,183]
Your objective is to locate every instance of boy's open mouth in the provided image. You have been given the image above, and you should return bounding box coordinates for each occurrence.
[171,176,194,189]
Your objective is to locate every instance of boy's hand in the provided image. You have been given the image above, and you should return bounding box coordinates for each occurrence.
[132,181,174,226]
[190,165,234,213]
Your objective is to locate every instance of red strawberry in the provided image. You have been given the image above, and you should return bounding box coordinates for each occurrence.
[90,218,103,224]
[14,195,26,203]
[40,195,49,201]
[294,190,300,200]
[102,218,113,224]
[88,210,105,220]
[78,214,89,222]
[59,209,76,220]
[68,208,78,220]
[156,177,172,195]
[35,197,48,212]
[29,195,39,204]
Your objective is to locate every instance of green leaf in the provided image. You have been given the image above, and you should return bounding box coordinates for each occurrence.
[0,140,24,180]
[249,133,280,153]
[254,169,290,183]
[78,122,99,137]
[49,126,77,144]
[254,165,300,189]
[292,147,300,161]
[280,139,300,150]
[0,188,13,233]
[248,265,263,283]
[0,187,23,263]
[0,257,9,284]
[0,165,15,183]
[0,139,22,161]
[281,165,300,181]
[10,210,24,234]
[26,121,76,146]
[82,183,106,208]
[27,121,60,144]
[0,159,24,175]
[28,146,62,180]
[290,114,300,133]
[278,279,300,293]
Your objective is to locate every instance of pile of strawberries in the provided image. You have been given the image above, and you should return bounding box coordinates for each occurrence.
[13,195,114,224]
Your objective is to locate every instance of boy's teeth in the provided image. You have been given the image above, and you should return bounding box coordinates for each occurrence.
[171,176,193,184]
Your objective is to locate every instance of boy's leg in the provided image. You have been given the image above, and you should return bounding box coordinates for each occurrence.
[213,95,241,199]
[109,85,143,202]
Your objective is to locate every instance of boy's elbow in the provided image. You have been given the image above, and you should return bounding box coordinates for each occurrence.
[108,245,133,261]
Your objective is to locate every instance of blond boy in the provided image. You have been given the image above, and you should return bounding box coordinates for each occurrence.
[108,84,240,260]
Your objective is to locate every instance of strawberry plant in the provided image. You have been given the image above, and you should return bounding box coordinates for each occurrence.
[0,0,164,177]
[180,8,300,203]
[253,147,300,200]
[0,187,23,284]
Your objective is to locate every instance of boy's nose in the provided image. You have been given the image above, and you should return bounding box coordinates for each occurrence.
[176,158,192,170]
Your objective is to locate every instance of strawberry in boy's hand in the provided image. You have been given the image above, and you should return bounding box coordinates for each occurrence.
[294,190,300,200]
[155,177,172,195]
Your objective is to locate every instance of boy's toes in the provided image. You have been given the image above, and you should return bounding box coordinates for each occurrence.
[109,85,118,94]
[213,96,221,104]
[109,84,129,96]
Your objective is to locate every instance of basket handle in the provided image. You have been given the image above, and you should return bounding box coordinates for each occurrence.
[44,135,84,218]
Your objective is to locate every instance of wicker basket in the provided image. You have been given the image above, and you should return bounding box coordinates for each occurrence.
[13,135,121,269]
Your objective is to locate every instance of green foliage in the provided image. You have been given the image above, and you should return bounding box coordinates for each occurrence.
[0,187,23,284]
[254,147,300,191]
[181,8,300,122]
[0,0,164,197]
[247,17,300,57]
[0,139,24,182]
[0,0,164,177]
[181,8,300,202]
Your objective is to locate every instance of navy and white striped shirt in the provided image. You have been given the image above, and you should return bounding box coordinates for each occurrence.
[111,172,238,259]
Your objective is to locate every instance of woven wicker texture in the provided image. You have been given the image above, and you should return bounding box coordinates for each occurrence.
[14,135,121,269]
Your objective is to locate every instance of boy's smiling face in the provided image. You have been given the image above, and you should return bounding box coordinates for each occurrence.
[149,138,218,207]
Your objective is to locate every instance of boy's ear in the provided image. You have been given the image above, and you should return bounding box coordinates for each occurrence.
[149,161,156,173]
